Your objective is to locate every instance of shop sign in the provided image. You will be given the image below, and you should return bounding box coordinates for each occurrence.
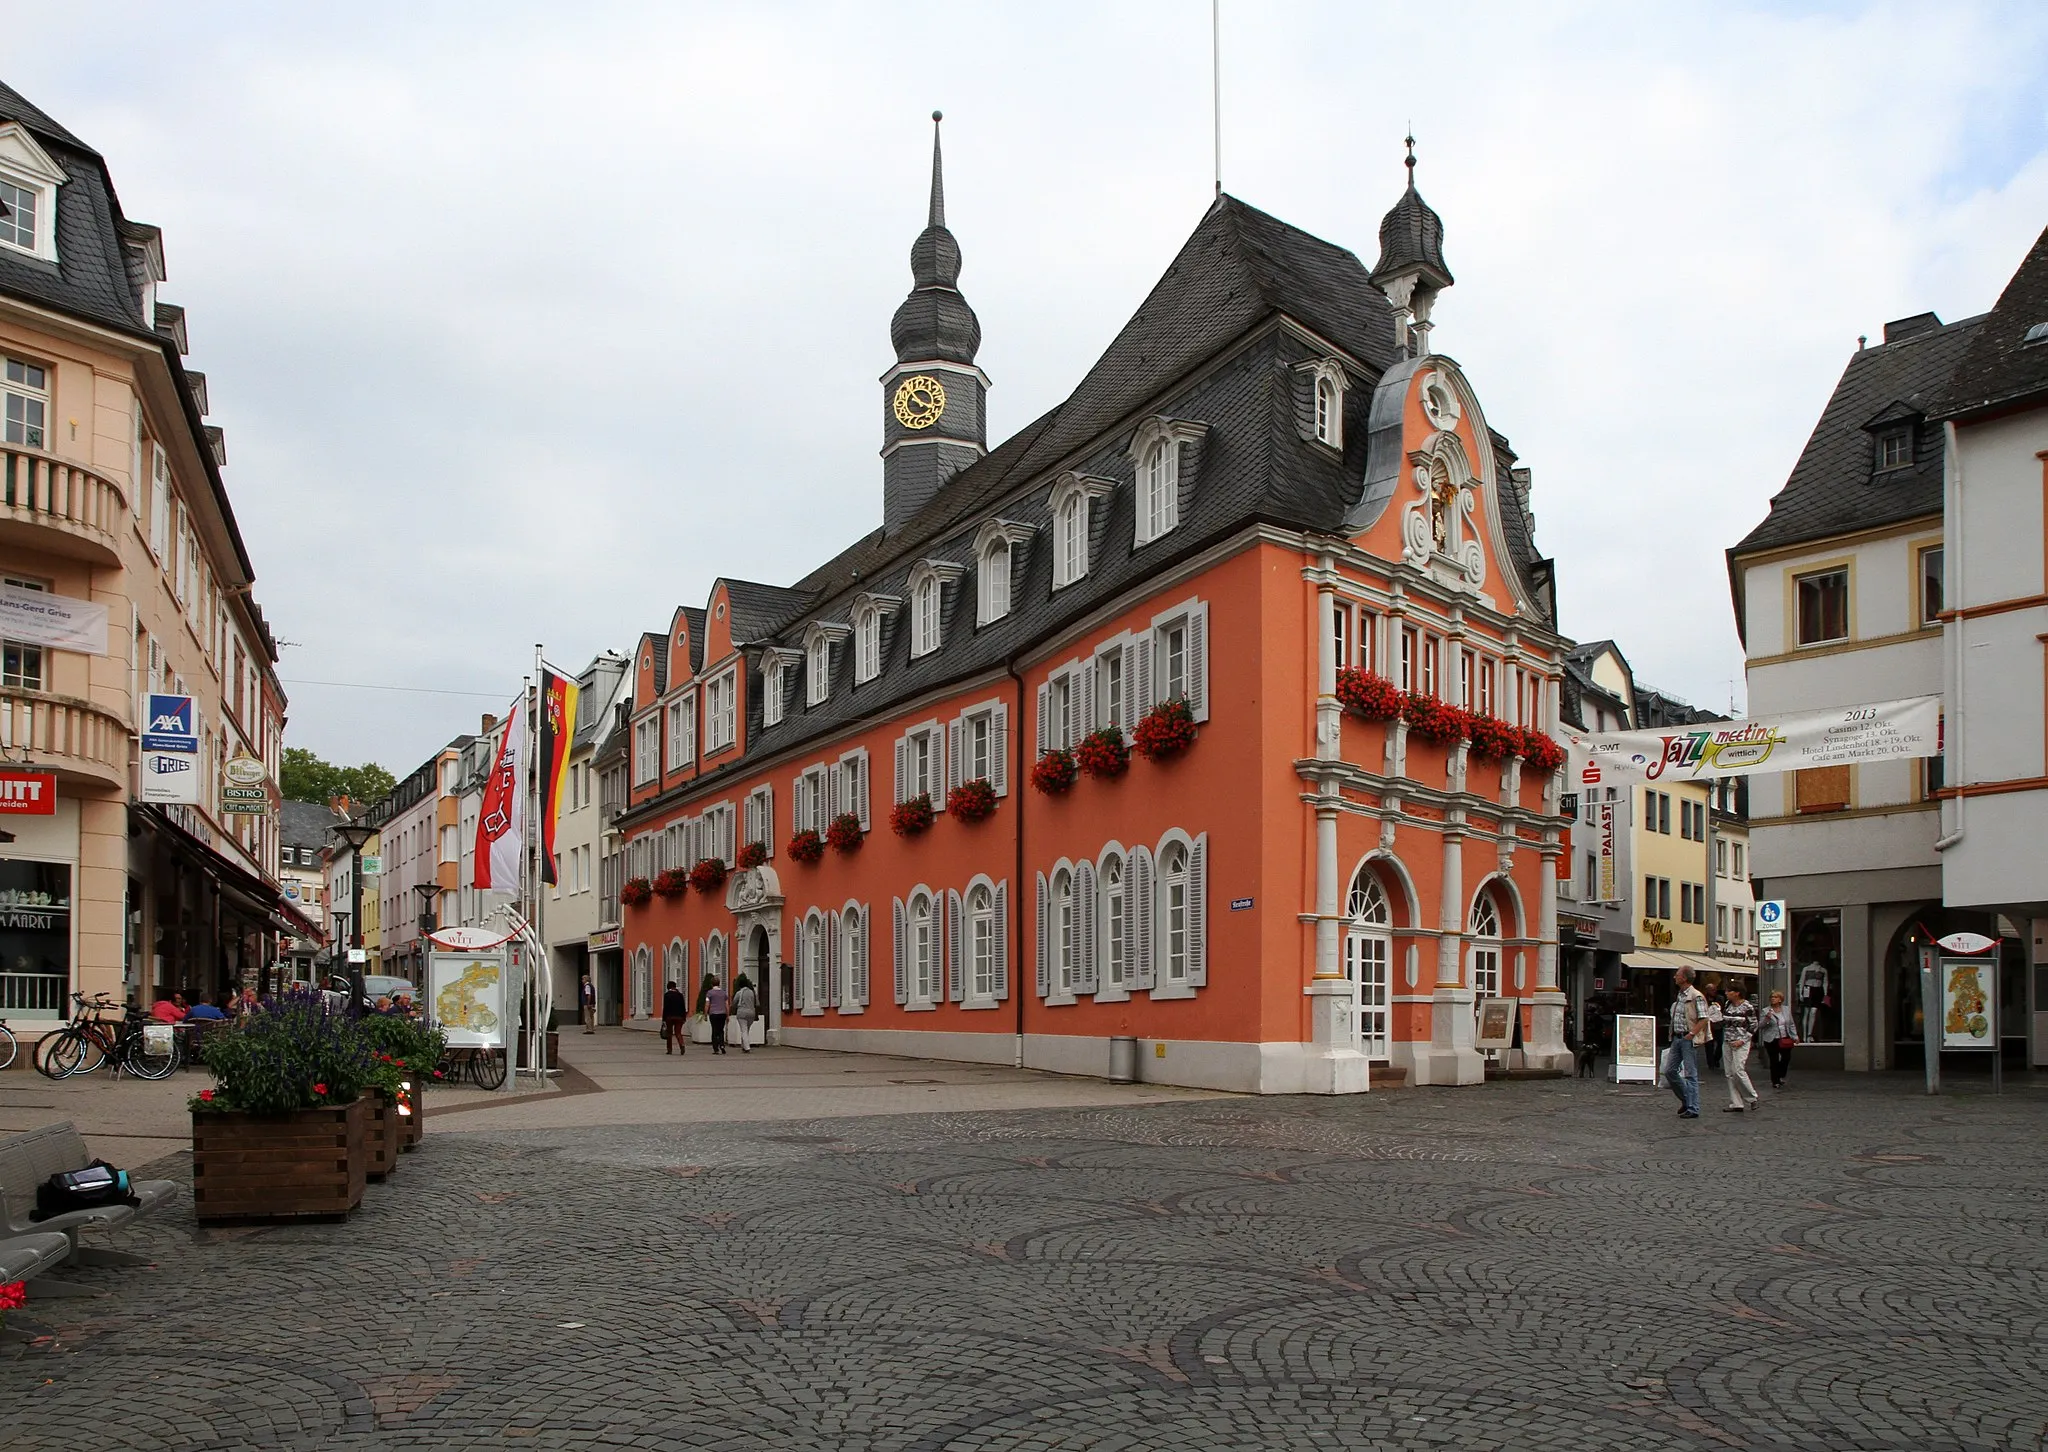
[140,749,200,804]
[142,694,200,753]
[1597,802,1618,902]
[0,771,56,816]
[0,582,110,655]
[587,927,621,951]
[361,855,382,876]
[220,781,269,815]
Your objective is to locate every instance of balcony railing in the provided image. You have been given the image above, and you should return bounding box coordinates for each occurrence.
[0,447,126,564]
[0,686,130,790]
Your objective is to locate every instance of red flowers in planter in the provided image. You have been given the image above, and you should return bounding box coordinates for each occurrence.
[787,829,825,865]
[1075,725,1130,779]
[1031,748,1078,795]
[1466,713,1521,760]
[827,812,864,854]
[948,777,998,822]
[688,857,728,894]
[1335,667,1402,721]
[1519,728,1566,772]
[891,792,934,837]
[735,840,768,871]
[1399,692,1470,745]
[620,876,653,907]
[652,867,690,899]
[1133,700,1197,761]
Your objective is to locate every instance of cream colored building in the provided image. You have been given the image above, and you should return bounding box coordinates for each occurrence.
[0,84,289,1025]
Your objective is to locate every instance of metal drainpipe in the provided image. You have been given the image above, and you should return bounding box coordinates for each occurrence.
[1935,420,1965,852]
[1008,656,1028,1068]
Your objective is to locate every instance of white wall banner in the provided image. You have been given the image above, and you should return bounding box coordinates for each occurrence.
[139,749,201,804]
[0,582,110,655]
[1566,696,1941,786]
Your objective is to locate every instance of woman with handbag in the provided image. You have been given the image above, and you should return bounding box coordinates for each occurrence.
[1759,989,1797,1088]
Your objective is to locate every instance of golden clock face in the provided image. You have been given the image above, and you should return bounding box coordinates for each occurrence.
[893,374,947,430]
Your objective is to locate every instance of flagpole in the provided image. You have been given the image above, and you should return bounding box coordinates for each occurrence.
[530,642,544,1083]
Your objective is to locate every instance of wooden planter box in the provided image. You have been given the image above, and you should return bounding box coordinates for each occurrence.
[400,1075,425,1152]
[191,1097,367,1223]
[364,1089,400,1181]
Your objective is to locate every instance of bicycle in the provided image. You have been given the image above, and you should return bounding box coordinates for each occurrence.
[435,1044,508,1090]
[0,1017,16,1072]
[34,993,181,1081]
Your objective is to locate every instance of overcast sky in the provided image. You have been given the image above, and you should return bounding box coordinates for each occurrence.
[13,2,2048,772]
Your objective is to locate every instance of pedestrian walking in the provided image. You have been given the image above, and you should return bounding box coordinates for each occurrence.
[1663,966,1708,1119]
[705,979,729,1055]
[732,977,757,1054]
[580,973,596,1033]
[1759,989,1797,1088]
[660,980,689,1055]
[1703,989,1725,1072]
[1719,983,1761,1112]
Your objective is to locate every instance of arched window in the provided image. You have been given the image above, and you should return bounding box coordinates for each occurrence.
[1056,492,1086,586]
[912,576,940,657]
[855,604,881,683]
[840,907,865,1007]
[1158,842,1189,983]
[807,631,830,705]
[806,911,827,1010]
[1051,869,1075,993]
[1099,853,1126,990]
[632,945,652,1018]
[967,883,995,1000]
[1469,892,1502,1002]
[1314,373,1339,445]
[909,890,936,1002]
[704,932,726,994]
[1140,439,1178,543]
[664,940,685,1000]
[1345,866,1392,1060]
[979,540,1010,624]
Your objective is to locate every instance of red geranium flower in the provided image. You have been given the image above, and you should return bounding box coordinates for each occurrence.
[0,1281,27,1312]
[786,829,825,865]
[198,1088,214,1102]
[313,1083,328,1096]
[1335,667,1402,721]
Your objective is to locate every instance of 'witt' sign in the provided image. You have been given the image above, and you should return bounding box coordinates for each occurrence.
[0,771,55,816]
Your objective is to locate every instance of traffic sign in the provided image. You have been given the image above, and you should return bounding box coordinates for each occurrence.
[1756,900,1786,929]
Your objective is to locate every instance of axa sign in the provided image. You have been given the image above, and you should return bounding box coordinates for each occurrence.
[142,693,200,753]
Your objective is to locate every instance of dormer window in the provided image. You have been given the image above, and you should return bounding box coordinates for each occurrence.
[1876,430,1910,471]
[1049,474,1114,589]
[856,604,881,681]
[972,520,1033,626]
[1295,358,1349,449]
[905,561,965,658]
[1129,418,1206,548]
[760,648,799,727]
[800,625,848,707]
[0,124,65,263]
[1315,375,1339,443]
[0,179,37,253]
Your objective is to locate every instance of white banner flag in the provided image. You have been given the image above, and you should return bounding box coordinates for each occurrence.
[1565,695,1941,786]
[0,582,109,655]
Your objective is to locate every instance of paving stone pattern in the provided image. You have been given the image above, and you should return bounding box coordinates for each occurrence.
[4,1075,2044,1450]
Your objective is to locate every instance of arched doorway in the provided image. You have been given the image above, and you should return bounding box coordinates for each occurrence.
[749,924,774,1008]
[1343,865,1393,1061]
[1468,886,1507,1059]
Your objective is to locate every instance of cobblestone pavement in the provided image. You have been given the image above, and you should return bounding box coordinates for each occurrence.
[3,1072,2044,1450]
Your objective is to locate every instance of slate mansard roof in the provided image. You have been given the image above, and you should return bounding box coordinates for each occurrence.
[630,193,1557,812]
[1932,222,2048,424]
[1731,312,1984,559]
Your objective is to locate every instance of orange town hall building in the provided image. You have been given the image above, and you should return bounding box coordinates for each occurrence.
[612,128,1572,1092]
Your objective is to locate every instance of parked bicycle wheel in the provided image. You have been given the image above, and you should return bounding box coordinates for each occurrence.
[35,1026,100,1080]
[0,1020,16,1072]
[122,1025,181,1080]
[469,1047,507,1089]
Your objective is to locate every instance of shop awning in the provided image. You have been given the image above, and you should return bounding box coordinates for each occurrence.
[136,803,289,930]
[1622,949,1759,977]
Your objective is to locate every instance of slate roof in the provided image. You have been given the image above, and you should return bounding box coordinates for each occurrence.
[1932,222,2048,423]
[680,607,706,672]
[1731,313,1984,558]
[279,799,341,852]
[626,192,1559,818]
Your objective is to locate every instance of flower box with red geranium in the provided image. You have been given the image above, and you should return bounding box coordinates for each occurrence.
[1030,748,1078,795]
[735,840,768,871]
[1519,728,1566,773]
[1075,725,1130,779]
[652,867,690,899]
[620,876,653,908]
[1466,713,1521,761]
[891,792,934,837]
[1335,667,1402,721]
[1400,692,1471,745]
[787,828,825,865]
[688,857,729,894]
[948,777,998,822]
[1133,699,1198,761]
[0,1278,24,1335]
[827,812,865,854]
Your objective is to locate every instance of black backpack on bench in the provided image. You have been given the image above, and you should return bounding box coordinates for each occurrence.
[31,1161,140,1220]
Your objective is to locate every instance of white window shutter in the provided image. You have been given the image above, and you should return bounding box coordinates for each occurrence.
[935,726,947,804]
[946,718,962,795]
[1133,637,1153,721]
[724,809,735,863]
[856,907,871,1005]
[762,785,774,850]
[1078,861,1097,994]
[825,915,838,1007]
[892,898,907,1005]
[857,753,871,829]
[825,766,840,826]
[947,888,963,1002]
[894,736,907,806]
[993,881,1009,1000]
[1035,683,1050,757]
[1132,848,1155,990]
[991,705,1009,797]
[1079,663,1097,735]
[1189,602,1210,722]
[1188,834,1208,986]
[1035,872,1050,998]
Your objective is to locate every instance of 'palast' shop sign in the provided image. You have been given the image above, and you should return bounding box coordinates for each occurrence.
[1567,696,1941,785]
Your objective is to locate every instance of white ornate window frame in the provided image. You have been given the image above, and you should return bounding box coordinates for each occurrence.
[960,872,1003,1010]
[0,124,65,263]
[1296,357,1350,449]
[802,622,849,707]
[972,519,1034,626]
[850,592,901,684]
[758,646,799,727]
[1129,417,1207,548]
[1050,472,1115,588]
[906,560,965,658]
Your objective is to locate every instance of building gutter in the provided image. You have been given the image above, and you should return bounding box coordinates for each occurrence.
[1007,655,1028,1068]
[1935,420,1965,853]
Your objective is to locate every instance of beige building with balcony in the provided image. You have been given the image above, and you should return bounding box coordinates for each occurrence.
[0,82,291,1025]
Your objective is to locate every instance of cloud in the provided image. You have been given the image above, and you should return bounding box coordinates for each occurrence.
[10,1,2046,768]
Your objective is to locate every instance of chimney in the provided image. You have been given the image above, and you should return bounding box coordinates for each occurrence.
[481,713,498,734]
[328,794,352,819]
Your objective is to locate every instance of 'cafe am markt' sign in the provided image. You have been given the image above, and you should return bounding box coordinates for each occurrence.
[0,770,56,816]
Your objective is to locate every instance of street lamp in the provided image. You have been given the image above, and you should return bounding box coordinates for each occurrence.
[333,817,376,1014]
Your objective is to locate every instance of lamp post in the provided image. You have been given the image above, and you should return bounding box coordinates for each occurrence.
[333,817,376,1014]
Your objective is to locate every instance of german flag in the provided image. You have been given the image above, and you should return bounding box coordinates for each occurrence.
[538,666,579,886]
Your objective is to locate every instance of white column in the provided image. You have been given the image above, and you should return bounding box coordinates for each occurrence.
[1413,821,1483,1085]
[1524,845,1571,1071]
[1300,562,1367,1093]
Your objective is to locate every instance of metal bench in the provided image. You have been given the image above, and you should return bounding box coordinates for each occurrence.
[0,1122,178,1277]
[0,1230,71,1284]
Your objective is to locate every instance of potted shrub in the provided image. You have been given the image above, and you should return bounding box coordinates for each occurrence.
[1075,725,1130,780]
[190,987,376,1222]
[1031,748,1078,794]
[620,876,653,907]
[827,812,864,854]
[787,828,825,864]
[1133,699,1198,761]
[1466,713,1521,761]
[735,840,768,871]
[891,792,934,837]
[1335,667,1401,721]
[652,867,690,900]
[948,777,998,822]
[688,857,728,894]
[356,1013,447,1153]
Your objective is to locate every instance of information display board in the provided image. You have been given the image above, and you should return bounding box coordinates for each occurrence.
[1475,997,1516,1050]
[1614,1013,1659,1084]
[428,949,507,1048]
[1940,957,1997,1051]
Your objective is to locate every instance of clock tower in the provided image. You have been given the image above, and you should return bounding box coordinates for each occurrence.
[882,111,988,532]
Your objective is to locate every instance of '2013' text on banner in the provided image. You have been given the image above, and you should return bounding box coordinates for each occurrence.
[1565,696,1940,785]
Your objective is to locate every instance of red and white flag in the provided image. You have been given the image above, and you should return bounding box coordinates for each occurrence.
[473,695,525,892]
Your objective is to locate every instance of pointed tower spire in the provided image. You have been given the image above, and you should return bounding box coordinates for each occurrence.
[928,110,946,228]
[1370,134,1453,357]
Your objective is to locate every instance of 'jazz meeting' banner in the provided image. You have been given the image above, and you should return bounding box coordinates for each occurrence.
[1565,696,1941,785]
